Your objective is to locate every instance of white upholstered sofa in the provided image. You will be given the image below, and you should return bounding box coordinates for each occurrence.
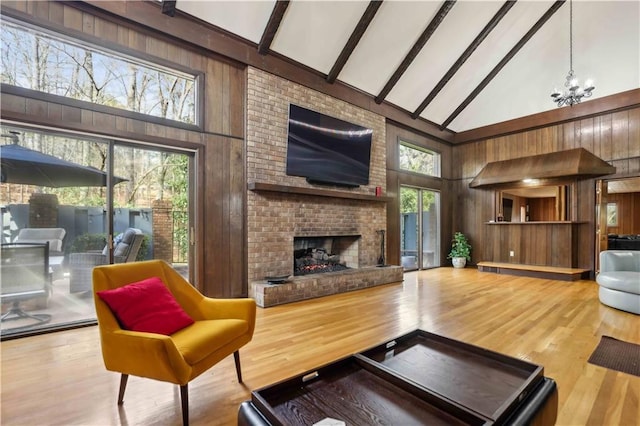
[596,250,640,315]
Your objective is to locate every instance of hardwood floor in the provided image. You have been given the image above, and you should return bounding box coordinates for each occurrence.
[1,268,638,425]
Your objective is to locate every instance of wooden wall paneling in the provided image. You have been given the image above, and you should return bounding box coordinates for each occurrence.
[629,108,640,159]
[607,192,640,235]
[229,65,245,138]
[523,129,538,157]
[599,113,613,161]
[509,225,521,263]
[32,0,50,21]
[439,178,453,266]
[25,97,47,117]
[220,64,231,136]
[146,34,169,61]
[3,0,26,13]
[545,225,555,265]
[576,179,595,270]
[561,121,574,151]
[47,0,64,25]
[62,5,83,32]
[81,7,95,35]
[551,224,565,267]
[1,92,26,114]
[94,13,118,44]
[522,225,533,264]
[229,136,246,297]
[612,110,630,161]
[591,115,602,159]
[483,224,494,263]
[206,59,225,134]
[202,134,226,297]
[125,25,147,52]
[386,170,400,267]
[579,117,595,154]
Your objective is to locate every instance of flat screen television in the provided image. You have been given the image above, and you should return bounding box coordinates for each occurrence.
[286,104,373,187]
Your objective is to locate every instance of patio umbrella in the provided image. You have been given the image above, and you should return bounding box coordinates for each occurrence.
[0,143,126,187]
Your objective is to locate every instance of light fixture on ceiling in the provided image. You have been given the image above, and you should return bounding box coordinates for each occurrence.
[551,0,595,107]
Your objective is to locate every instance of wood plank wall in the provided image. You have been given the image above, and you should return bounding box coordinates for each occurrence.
[0,1,248,297]
[606,192,640,235]
[452,107,640,273]
[484,223,579,267]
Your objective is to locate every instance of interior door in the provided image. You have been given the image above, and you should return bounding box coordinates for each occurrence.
[595,179,608,272]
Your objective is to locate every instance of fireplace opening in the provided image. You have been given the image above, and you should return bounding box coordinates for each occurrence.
[293,235,359,276]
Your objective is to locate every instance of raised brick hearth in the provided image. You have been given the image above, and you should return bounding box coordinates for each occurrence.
[251,265,403,308]
[246,67,401,306]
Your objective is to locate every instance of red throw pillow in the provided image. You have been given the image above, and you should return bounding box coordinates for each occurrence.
[97,276,194,335]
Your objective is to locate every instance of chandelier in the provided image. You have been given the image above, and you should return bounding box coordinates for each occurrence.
[551,0,595,107]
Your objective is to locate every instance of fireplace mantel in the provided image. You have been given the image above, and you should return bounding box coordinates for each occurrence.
[249,182,392,202]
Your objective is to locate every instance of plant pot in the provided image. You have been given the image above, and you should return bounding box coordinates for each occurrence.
[452,257,467,268]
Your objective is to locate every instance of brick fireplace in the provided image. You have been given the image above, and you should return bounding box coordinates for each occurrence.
[246,68,403,307]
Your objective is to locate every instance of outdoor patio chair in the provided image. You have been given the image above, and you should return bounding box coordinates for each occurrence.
[1,242,52,330]
[68,228,144,293]
[13,227,66,256]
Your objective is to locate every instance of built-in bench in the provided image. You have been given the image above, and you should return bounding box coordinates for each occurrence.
[477,261,590,282]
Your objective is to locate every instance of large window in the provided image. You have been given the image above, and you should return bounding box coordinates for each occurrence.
[1,19,198,124]
[0,124,193,339]
[399,142,441,177]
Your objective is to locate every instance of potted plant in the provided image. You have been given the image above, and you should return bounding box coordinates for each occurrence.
[447,232,471,268]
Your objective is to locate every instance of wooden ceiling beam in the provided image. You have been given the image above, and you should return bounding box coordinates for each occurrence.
[258,1,290,55]
[411,0,516,120]
[161,0,177,17]
[374,0,456,104]
[326,0,383,84]
[440,0,565,131]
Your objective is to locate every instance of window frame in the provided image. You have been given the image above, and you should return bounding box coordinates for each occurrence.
[398,140,441,178]
[1,16,203,130]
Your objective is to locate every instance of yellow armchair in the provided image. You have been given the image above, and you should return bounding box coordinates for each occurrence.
[92,260,256,425]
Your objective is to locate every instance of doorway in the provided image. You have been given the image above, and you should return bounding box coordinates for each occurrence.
[400,186,441,271]
[0,124,195,339]
[595,176,640,271]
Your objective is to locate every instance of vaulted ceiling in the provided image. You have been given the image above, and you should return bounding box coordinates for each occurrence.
[167,0,639,138]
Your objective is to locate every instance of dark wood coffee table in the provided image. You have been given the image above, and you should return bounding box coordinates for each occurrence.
[238,329,557,425]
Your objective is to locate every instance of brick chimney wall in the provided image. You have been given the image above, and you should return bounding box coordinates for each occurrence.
[246,68,387,281]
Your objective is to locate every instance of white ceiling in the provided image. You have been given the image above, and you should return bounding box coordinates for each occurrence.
[175,0,640,134]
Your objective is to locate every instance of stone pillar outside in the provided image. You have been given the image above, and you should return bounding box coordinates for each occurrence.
[152,199,173,263]
[28,193,59,228]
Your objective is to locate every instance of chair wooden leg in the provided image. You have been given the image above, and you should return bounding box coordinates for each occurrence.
[180,384,189,426]
[234,350,243,383]
[118,374,128,405]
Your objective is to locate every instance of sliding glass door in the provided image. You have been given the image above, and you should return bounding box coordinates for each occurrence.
[1,124,193,339]
[400,186,440,271]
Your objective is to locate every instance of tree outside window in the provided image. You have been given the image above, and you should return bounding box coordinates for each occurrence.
[1,19,197,124]
[399,142,440,177]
